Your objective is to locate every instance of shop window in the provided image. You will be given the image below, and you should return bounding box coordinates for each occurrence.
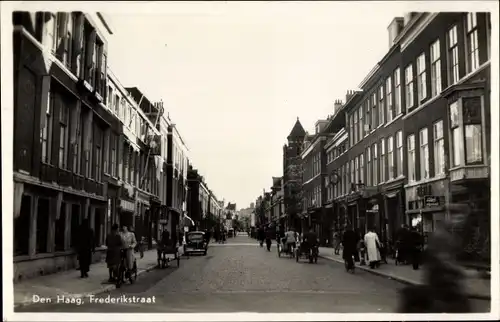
[36,198,50,253]
[55,202,66,251]
[14,195,31,256]
[70,204,81,248]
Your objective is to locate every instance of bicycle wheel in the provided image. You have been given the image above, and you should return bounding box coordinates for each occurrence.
[277,244,281,257]
[176,252,180,267]
[133,261,137,281]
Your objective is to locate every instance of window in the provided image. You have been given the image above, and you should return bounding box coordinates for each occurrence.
[380,139,386,182]
[407,134,416,181]
[95,127,103,182]
[433,120,445,176]
[450,101,461,166]
[358,106,364,140]
[405,64,414,109]
[121,99,126,122]
[354,156,359,185]
[386,77,393,122]
[123,144,129,183]
[350,159,355,188]
[419,128,429,179]
[73,114,82,174]
[394,68,401,115]
[430,40,442,97]
[349,115,354,147]
[359,153,364,185]
[373,143,378,185]
[387,136,394,180]
[114,95,120,115]
[463,97,483,164]
[41,91,54,164]
[63,13,74,69]
[396,131,403,177]
[371,93,377,130]
[366,147,372,186]
[58,101,69,169]
[416,53,427,101]
[365,100,371,133]
[466,13,479,73]
[378,85,385,126]
[353,110,358,144]
[111,135,117,176]
[108,86,113,109]
[103,131,109,175]
[448,25,460,85]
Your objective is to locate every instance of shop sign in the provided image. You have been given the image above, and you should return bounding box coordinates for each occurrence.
[424,196,441,208]
[120,199,135,212]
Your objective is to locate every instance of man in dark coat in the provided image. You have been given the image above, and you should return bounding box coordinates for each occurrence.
[342,225,358,271]
[397,224,410,264]
[76,219,94,278]
[408,226,424,270]
[106,224,123,282]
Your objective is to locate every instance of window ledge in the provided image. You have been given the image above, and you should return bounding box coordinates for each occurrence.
[384,113,404,128]
[404,174,447,188]
[403,95,440,120]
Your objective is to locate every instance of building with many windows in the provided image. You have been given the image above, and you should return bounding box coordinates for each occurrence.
[314,12,491,259]
[13,12,116,280]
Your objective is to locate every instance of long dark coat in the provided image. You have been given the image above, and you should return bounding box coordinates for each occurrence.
[342,229,358,261]
[106,233,123,267]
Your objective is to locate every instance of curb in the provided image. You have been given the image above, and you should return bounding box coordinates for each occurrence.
[319,254,491,301]
[14,263,160,309]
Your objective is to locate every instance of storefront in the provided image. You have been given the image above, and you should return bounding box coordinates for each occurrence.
[382,180,405,243]
[405,179,448,245]
[344,186,381,236]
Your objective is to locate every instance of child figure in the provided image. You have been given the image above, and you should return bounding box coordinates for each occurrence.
[357,239,367,266]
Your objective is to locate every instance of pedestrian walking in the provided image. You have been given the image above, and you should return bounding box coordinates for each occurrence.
[342,225,358,271]
[121,226,137,273]
[130,226,144,259]
[75,219,94,278]
[333,230,341,255]
[409,226,424,270]
[106,224,123,282]
[396,224,410,264]
[364,227,381,269]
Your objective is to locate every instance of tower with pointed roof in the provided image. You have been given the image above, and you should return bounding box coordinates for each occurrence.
[282,118,306,231]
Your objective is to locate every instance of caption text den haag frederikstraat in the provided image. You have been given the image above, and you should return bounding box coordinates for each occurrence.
[31,294,157,306]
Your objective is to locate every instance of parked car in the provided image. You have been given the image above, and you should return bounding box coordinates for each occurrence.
[185,231,208,256]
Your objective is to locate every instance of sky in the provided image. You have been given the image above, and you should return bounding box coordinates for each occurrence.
[103,3,405,209]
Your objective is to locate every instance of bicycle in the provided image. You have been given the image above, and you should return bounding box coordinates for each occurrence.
[116,249,137,288]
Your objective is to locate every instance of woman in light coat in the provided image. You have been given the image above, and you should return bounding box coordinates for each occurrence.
[121,226,137,272]
[364,227,381,269]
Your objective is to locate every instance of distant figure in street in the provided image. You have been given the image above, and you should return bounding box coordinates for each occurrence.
[364,227,381,269]
[333,230,342,255]
[265,227,273,251]
[106,224,123,282]
[258,226,265,246]
[284,229,298,253]
[396,224,410,264]
[76,219,94,278]
[129,226,144,259]
[342,225,358,271]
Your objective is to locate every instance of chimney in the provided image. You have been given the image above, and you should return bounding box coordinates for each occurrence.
[333,99,343,114]
[403,12,417,26]
[388,17,404,48]
[346,90,355,103]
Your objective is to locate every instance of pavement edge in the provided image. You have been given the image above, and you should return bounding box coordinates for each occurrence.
[319,254,491,301]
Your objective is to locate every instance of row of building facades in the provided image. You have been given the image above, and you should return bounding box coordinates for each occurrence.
[12,12,228,281]
[255,12,491,262]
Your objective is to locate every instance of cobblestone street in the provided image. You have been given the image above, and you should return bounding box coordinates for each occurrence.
[16,236,490,313]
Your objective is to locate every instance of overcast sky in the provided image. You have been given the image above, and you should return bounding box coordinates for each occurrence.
[103,3,405,209]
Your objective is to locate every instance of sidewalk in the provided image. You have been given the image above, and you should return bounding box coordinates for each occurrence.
[318,247,491,300]
[13,249,174,308]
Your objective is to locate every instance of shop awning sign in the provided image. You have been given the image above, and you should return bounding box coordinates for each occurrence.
[424,196,441,208]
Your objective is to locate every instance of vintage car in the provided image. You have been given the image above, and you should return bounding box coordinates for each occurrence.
[185,231,208,256]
